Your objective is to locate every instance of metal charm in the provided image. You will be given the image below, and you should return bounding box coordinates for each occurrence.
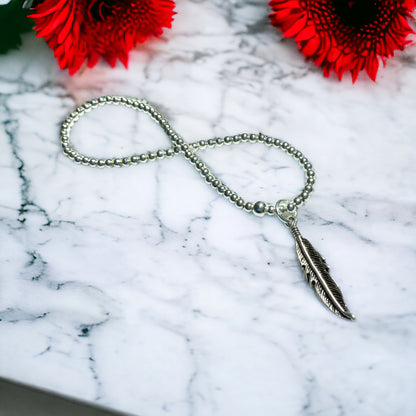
[276,200,355,320]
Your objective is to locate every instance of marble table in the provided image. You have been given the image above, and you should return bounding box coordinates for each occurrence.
[1,1,416,415]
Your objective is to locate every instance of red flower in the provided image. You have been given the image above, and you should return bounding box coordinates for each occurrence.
[269,0,416,82]
[29,0,176,75]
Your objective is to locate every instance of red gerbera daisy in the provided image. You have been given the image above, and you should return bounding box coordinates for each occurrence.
[29,0,176,75]
[269,0,416,81]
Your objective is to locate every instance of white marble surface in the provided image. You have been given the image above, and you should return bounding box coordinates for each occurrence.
[1,1,416,415]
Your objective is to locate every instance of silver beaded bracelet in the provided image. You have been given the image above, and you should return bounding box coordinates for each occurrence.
[60,95,355,321]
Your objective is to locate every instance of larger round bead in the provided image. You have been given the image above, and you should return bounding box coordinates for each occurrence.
[253,201,267,217]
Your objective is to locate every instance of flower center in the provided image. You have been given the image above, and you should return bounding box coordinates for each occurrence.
[88,0,116,21]
[332,0,380,27]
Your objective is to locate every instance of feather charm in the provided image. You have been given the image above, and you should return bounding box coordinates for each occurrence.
[276,200,355,320]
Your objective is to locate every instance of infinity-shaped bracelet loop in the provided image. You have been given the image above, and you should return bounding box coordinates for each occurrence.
[60,95,315,218]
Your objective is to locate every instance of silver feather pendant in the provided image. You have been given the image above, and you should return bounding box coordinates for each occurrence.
[276,200,355,320]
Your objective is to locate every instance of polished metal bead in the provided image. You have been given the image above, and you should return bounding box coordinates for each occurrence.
[184,150,193,159]
[207,139,215,147]
[241,133,249,142]
[173,146,181,154]
[212,180,220,188]
[266,204,275,215]
[216,137,224,146]
[265,137,274,146]
[244,202,253,212]
[74,155,82,164]
[258,133,265,142]
[301,191,309,200]
[288,147,295,154]
[294,196,302,206]
[120,96,127,104]
[218,185,226,194]
[236,198,244,208]
[148,152,157,161]
[114,159,123,167]
[273,138,281,147]
[199,140,207,149]
[304,162,312,170]
[205,175,214,183]
[287,203,296,212]
[201,168,209,176]
[189,154,198,163]
[299,156,308,164]
[82,157,90,165]
[122,158,131,166]
[282,142,290,150]
[105,159,114,167]
[249,134,258,143]
[138,102,145,110]
[307,177,315,185]
[307,169,315,177]
[253,201,266,216]
[224,136,232,145]
[233,135,241,143]
[224,189,232,198]
[230,193,238,202]
[181,143,189,151]
[91,99,99,108]
[89,159,98,167]
[139,154,149,163]
[131,155,139,164]
[98,96,106,105]
[195,161,204,170]
[166,148,174,158]
[97,159,106,168]
[305,184,313,192]
[294,151,302,159]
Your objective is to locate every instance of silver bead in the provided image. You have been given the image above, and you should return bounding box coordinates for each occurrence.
[305,162,312,170]
[288,147,295,154]
[230,193,238,202]
[131,155,139,164]
[258,134,265,142]
[205,175,214,183]
[199,140,207,149]
[190,155,198,164]
[253,201,266,217]
[233,135,241,143]
[301,191,309,200]
[139,154,149,163]
[216,137,224,146]
[122,158,131,166]
[305,184,313,192]
[97,159,106,168]
[224,136,232,145]
[148,152,157,161]
[273,138,281,147]
[287,203,295,212]
[236,198,244,207]
[241,133,249,142]
[224,189,232,198]
[282,142,290,150]
[212,179,220,188]
[265,137,274,146]
[105,159,114,167]
[294,197,302,206]
[184,150,193,159]
[201,168,209,176]
[207,139,215,147]
[250,134,258,143]
[166,148,174,158]
[244,202,254,212]
[114,159,123,167]
[218,185,226,194]
[266,205,275,215]
[307,169,315,177]
[89,159,98,167]
[307,177,315,185]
